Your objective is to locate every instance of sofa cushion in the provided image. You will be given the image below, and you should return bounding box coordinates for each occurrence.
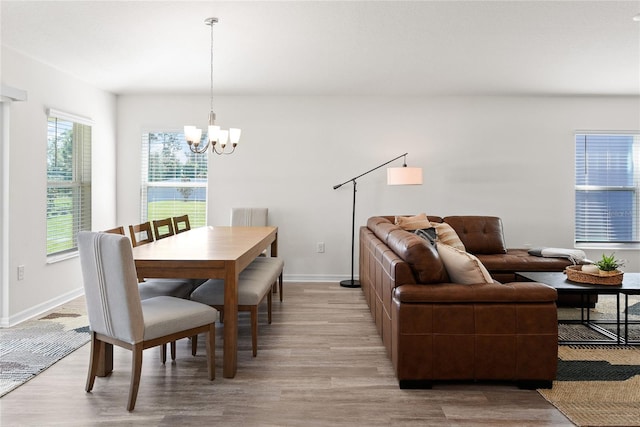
[477,249,572,272]
[431,222,465,251]
[395,213,431,230]
[443,216,507,255]
[437,243,494,285]
[386,229,449,284]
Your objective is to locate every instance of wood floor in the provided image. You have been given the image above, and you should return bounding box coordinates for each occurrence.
[0,282,572,426]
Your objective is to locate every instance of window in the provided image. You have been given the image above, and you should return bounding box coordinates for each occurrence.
[141,131,208,226]
[575,133,639,246]
[46,109,92,257]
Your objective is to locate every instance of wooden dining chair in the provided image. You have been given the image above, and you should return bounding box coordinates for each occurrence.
[128,221,154,247]
[103,226,125,235]
[172,214,191,234]
[152,218,175,240]
[77,231,216,411]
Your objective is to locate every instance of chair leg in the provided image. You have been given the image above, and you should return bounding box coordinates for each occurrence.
[171,341,176,361]
[85,332,102,392]
[191,335,198,356]
[250,306,258,357]
[160,343,167,364]
[128,343,144,411]
[206,324,215,380]
[267,289,272,325]
[279,272,283,302]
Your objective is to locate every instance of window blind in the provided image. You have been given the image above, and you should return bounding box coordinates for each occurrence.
[140,131,208,227]
[46,111,92,256]
[575,133,639,245]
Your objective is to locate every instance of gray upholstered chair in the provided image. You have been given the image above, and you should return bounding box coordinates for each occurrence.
[230,207,268,227]
[112,224,194,362]
[77,231,216,411]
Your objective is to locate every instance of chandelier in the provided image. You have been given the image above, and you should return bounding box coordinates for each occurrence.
[184,17,241,155]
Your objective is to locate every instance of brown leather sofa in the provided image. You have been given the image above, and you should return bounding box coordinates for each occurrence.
[359,215,562,389]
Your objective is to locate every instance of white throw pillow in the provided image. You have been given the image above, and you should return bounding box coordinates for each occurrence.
[437,243,493,285]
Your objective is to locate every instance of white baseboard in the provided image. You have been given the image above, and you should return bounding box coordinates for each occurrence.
[282,274,359,283]
[0,287,84,328]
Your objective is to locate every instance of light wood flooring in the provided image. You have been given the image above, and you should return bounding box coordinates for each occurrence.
[0,282,572,426]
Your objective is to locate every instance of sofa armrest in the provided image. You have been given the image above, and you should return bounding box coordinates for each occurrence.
[394,282,557,304]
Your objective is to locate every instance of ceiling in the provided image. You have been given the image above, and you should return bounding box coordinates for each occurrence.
[2,1,639,96]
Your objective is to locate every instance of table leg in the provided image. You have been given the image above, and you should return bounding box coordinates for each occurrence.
[271,231,278,257]
[625,294,629,343]
[223,263,238,378]
[616,293,621,344]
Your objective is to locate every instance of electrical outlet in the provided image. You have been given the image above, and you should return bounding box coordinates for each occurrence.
[17,265,25,281]
[316,242,325,253]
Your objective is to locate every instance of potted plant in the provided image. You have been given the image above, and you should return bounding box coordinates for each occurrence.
[593,253,625,276]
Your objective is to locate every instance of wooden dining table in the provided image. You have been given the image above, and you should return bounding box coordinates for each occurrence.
[100,225,278,379]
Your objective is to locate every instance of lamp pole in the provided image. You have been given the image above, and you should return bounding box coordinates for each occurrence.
[333,153,409,288]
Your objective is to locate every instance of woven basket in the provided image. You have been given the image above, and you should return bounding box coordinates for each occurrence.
[565,265,623,285]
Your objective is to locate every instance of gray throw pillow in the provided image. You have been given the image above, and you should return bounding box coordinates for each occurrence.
[414,227,437,245]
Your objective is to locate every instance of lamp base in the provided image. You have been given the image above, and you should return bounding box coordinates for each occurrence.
[340,279,361,288]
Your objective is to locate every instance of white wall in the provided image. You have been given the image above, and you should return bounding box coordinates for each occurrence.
[1,47,117,325]
[117,94,640,280]
[1,45,638,323]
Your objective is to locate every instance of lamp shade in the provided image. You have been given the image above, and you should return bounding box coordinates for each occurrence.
[387,167,423,185]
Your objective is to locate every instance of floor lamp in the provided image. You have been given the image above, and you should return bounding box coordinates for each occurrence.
[333,153,423,288]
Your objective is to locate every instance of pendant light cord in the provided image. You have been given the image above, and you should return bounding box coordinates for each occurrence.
[210,20,214,115]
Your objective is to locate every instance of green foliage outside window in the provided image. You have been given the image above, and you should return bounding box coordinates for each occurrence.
[142,131,207,227]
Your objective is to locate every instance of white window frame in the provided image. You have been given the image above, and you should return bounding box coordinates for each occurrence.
[574,131,640,250]
[140,129,208,227]
[46,108,93,261]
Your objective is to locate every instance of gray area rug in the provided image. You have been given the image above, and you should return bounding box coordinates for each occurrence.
[627,301,640,316]
[0,302,89,397]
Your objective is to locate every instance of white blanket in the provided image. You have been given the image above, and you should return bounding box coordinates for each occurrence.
[528,247,590,265]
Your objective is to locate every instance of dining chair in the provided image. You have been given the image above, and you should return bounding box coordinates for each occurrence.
[172,214,191,234]
[126,222,195,362]
[103,226,125,235]
[152,218,175,240]
[77,231,216,411]
[230,207,268,227]
[230,207,283,300]
[128,221,154,247]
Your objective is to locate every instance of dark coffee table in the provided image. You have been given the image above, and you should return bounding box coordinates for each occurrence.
[516,271,640,346]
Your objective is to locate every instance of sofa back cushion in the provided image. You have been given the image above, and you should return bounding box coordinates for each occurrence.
[367,217,449,284]
[443,216,507,255]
